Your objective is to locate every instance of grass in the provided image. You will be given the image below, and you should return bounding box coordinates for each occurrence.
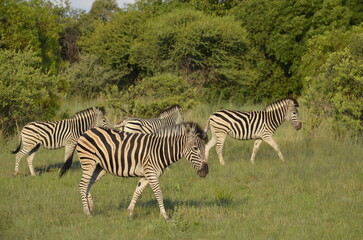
[1,100,362,239]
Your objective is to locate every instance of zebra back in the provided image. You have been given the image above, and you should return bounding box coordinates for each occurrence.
[115,105,183,134]
[20,106,107,149]
[264,98,299,111]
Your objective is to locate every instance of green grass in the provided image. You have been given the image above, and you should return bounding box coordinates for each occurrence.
[1,102,362,239]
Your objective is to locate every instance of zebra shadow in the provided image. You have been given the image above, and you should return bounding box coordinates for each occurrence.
[117,197,249,213]
[34,161,81,176]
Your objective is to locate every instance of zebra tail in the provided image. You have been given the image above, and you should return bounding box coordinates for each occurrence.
[59,154,74,178]
[203,119,210,135]
[11,140,22,154]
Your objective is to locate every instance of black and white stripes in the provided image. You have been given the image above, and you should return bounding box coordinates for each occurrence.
[12,107,108,176]
[205,98,302,165]
[115,105,183,134]
[59,122,208,220]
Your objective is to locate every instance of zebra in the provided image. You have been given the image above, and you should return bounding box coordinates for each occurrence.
[59,122,209,220]
[115,105,183,134]
[12,107,108,176]
[204,98,302,165]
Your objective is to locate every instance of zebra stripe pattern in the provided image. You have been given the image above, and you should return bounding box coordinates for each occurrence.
[12,107,108,176]
[205,98,302,165]
[115,105,183,134]
[59,122,208,220]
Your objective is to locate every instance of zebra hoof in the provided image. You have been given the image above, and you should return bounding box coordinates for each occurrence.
[127,209,134,219]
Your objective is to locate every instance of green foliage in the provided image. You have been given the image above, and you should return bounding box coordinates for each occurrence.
[0,0,63,72]
[107,73,198,118]
[302,26,363,135]
[232,0,361,100]
[61,54,122,98]
[89,0,120,22]
[2,0,363,137]
[0,49,68,136]
[131,7,252,101]
[80,10,147,85]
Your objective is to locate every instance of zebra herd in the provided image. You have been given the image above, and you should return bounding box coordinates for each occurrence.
[11,98,302,219]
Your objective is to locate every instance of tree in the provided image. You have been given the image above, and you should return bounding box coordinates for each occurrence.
[61,54,122,98]
[302,26,363,135]
[232,0,361,100]
[130,7,251,101]
[80,10,147,88]
[0,0,63,72]
[0,49,68,136]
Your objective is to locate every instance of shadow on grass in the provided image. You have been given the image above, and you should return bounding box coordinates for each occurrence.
[35,161,81,176]
[117,197,249,212]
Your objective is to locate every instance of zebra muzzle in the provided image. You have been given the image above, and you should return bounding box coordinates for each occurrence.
[295,121,302,130]
[197,162,209,178]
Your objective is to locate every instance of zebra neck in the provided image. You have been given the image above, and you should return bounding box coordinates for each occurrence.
[158,136,183,169]
[266,108,286,130]
[70,118,94,136]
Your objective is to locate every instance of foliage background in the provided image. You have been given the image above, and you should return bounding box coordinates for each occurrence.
[0,0,362,136]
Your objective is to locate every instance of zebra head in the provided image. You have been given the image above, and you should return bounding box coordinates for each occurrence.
[93,107,109,128]
[284,99,302,131]
[182,122,209,178]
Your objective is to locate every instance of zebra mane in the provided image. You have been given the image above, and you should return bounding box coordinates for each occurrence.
[265,98,299,111]
[155,105,182,118]
[155,122,206,140]
[73,106,105,118]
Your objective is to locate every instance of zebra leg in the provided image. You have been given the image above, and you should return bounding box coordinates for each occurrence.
[127,177,149,218]
[264,138,285,162]
[147,175,169,220]
[215,133,227,166]
[13,150,28,176]
[250,139,263,164]
[79,163,99,216]
[205,133,217,162]
[88,166,107,212]
[26,151,38,176]
[64,143,76,162]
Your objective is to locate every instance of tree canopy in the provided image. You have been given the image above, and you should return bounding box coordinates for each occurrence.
[0,0,362,136]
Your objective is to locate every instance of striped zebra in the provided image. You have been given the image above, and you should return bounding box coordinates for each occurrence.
[12,107,108,176]
[115,105,183,134]
[204,98,302,165]
[59,122,209,220]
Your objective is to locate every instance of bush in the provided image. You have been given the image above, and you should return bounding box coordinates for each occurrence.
[61,54,122,98]
[129,7,252,101]
[107,73,198,118]
[0,49,68,136]
[302,27,363,136]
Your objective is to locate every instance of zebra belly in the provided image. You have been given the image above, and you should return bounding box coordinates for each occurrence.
[227,130,261,141]
[100,157,145,178]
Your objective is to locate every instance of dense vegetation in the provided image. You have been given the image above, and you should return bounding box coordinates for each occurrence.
[0,0,362,137]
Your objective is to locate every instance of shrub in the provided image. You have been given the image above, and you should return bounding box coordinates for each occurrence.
[107,73,198,118]
[302,27,363,136]
[0,49,68,136]
[61,54,122,98]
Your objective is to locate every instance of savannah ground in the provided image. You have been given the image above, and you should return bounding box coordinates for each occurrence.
[0,99,362,240]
